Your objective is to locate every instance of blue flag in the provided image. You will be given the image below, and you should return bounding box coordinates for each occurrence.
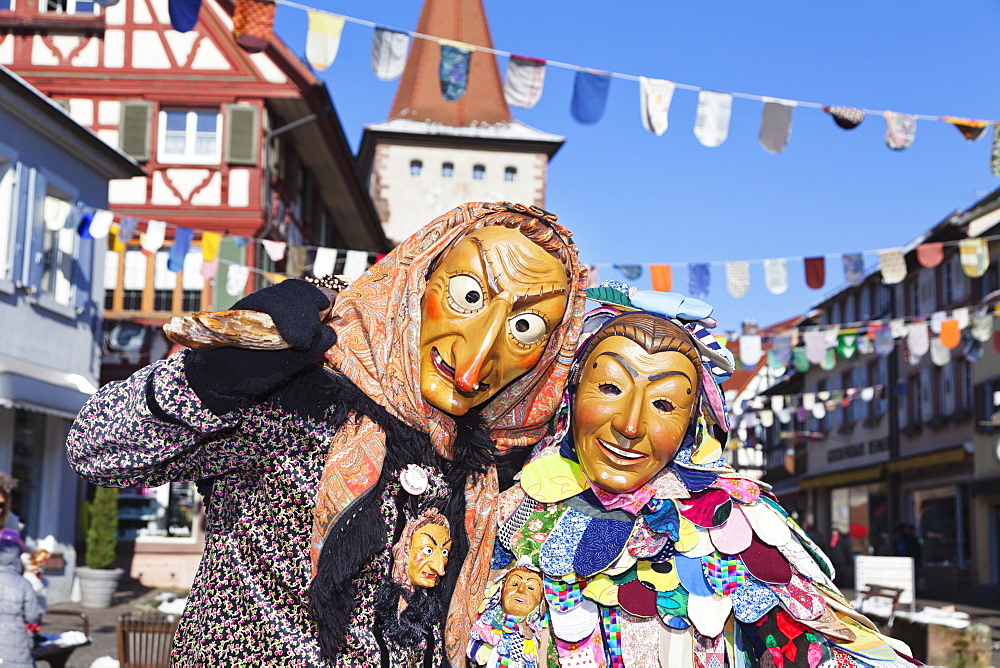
[169,0,202,32]
[570,70,611,124]
[168,227,194,273]
[439,44,472,101]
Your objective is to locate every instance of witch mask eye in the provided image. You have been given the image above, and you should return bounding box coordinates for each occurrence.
[447,274,485,312]
[509,312,547,345]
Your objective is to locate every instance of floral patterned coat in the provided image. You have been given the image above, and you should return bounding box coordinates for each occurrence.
[68,353,338,665]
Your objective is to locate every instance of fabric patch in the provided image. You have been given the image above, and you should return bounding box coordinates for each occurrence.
[554,626,606,667]
[930,336,951,367]
[798,605,857,644]
[704,551,747,595]
[771,574,825,621]
[371,28,409,81]
[627,515,669,558]
[837,332,857,359]
[439,41,472,101]
[540,507,592,576]
[709,507,754,555]
[760,99,795,154]
[764,258,789,295]
[168,227,194,273]
[685,524,717,559]
[637,558,680,592]
[740,537,793,585]
[620,613,661,665]
[643,498,681,540]
[640,76,675,136]
[504,55,546,109]
[943,116,989,141]
[550,596,600,643]
[582,574,619,606]
[656,586,690,621]
[571,70,611,125]
[618,578,658,618]
[520,455,587,503]
[884,111,917,150]
[614,264,643,280]
[732,576,780,623]
[676,517,702,554]
[940,319,961,350]
[573,518,632,578]
[841,253,864,287]
[823,106,864,129]
[673,465,719,493]
[675,554,714,597]
[497,496,536,550]
[971,314,993,342]
[678,488,733,528]
[513,503,566,562]
[659,623,695,665]
[712,477,761,505]
[878,249,907,285]
[544,578,587,614]
[694,90,733,147]
[906,322,929,357]
[689,593,733,640]
[741,502,792,547]
[776,538,827,583]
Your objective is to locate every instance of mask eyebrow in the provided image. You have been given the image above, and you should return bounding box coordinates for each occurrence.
[514,287,567,309]
[598,351,638,379]
[648,370,693,384]
[469,236,501,297]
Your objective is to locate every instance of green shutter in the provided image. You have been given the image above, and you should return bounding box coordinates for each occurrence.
[119,101,152,162]
[224,104,259,166]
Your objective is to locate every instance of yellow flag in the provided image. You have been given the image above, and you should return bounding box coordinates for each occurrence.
[201,231,221,262]
[306,11,345,71]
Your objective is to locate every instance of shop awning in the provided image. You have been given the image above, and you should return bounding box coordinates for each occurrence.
[885,444,970,473]
[798,464,885,490]
[0,354,97,420]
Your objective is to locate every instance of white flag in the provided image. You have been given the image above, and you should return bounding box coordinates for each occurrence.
[141,220,167,253]
[342,250,368,280]
[639,77,675,136]
[504,56,546,109]
[313,247,338,278]
[262,239,286,262]
[693,91,732,147]
[371,28,409,81]
[306,11,345,72]
[88,209,115,240]
[225,263,250,296]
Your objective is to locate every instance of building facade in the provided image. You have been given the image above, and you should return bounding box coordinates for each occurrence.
[1,0,389,588]
[0,65,142,602]
[357,0,564,244]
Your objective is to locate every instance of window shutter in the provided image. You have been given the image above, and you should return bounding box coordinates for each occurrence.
[119,101,152,161]
[224,104,259,166]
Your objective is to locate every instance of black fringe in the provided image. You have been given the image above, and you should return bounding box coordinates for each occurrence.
[285,367,495,663]
[373,582,443,647]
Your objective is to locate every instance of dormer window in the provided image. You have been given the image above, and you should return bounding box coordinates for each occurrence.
[158,109,222,165]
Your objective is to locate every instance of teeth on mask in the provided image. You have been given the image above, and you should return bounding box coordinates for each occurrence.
[600,440,643,460]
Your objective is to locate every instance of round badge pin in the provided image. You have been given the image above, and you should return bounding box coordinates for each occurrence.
[400,464,429,495]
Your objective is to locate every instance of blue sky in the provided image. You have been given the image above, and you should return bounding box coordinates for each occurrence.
[275,1,1000,332]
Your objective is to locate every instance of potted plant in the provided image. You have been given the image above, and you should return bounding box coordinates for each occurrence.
[75,485,124,608]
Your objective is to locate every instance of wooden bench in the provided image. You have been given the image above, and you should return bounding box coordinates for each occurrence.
[33,608,91,668]
[856,584,905,630]
[116,612,179,668]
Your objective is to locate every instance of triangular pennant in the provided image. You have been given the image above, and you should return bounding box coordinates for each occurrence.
[504,55,546,109]
[694,91,732,147]
[837,331,858,359]
[884,111,917,150]
[371,28,409,81]
[261,239,286,262]
[571,70,611,125]
[916,242,944,268]
[650,264,672,292]
[823,105,864,130]
[942,116,989,141]
[639,77,675,137]
[305,11,345,71]
[763,258,788,295]
[725,261,750,298]
[759,98,795,154]
[878,248,907,284]
[804,257,825,289]
[959,238,989,278]
[439,41,473,101]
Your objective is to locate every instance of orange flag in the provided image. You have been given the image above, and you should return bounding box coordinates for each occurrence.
[939,319,961,349]
[650,264,672,292]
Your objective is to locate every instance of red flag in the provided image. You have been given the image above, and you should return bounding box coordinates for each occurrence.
[804,257,825,289]
[916,242,944,268]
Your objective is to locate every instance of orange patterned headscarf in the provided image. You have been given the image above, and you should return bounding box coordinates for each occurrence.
[310,202,588,663]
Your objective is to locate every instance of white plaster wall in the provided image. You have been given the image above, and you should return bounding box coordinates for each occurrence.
[249,53,287,84]
[151,171,183,205]
[31,36,61,66]
[70,38,99,67]
[0,36,13,65]
[164,31,199,66]
[108,176,148,205]
[189,171,221,206]
[103,0,126,26]
[132,30,171,68]
[190,40,229,70]
[98,100,121,126]
[104,29,125,68]
[68,98,94,127]
[376,144,546,244]
[228,168,250,207]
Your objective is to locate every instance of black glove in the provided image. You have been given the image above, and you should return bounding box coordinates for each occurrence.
[184,280,336,415]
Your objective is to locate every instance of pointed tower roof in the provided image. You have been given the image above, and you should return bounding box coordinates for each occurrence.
[389,0,511,126]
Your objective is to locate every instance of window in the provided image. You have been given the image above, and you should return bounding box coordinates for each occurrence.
[472,164,485,181]
[0,0,12,11]
[42,0,96,13]
[106,245,206,316]
[0,150,16,282]
[441,162,454,178]
[841,369,855,425]
[868,359,888,418]
[954,359,971,412]
[39,186,77,306]
[158,109,222,164]
[814,380,828,433]
[118,481,196,540]
[504,167,517,183]
[409,160,422,177]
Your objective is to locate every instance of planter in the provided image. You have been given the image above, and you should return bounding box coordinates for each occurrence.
[76,566,124,608]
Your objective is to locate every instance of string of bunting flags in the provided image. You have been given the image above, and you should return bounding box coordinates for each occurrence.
[170,0,1000,173]
[45,197,382,297]
[733,384,888,431]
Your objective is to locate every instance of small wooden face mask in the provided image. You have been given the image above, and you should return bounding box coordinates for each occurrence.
[500,568,543,618]
[406,521,451,589]
[573,335,699,494]
[419,226,569,416]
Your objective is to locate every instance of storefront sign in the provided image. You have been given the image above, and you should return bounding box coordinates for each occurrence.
[826,438,890,464]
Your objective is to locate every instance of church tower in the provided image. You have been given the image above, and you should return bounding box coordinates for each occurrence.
[357,0,564,244]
